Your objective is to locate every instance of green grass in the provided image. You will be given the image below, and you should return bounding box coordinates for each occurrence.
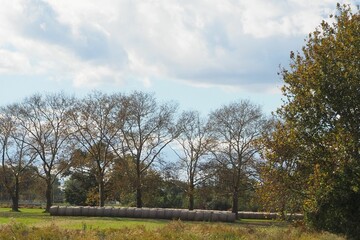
[0,208,345,239]
[0,207,284,229]
[0,208,167,229]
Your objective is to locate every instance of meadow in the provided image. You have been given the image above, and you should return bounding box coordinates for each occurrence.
[0,208,344,240]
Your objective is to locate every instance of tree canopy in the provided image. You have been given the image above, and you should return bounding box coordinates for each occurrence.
[262,4,360,237]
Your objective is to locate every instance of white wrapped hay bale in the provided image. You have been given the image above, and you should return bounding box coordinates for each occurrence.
[149,208,157,218]
[95,207,105,216]
[49,206,236,222]
[179,210,188,220]
[134,208,142,218]
[103,207,113,217]
[49,206,59,215]
[127,207,136,218]
[187,210,196,221]
[141,208,150,218]
[194,210,204,221]
[156,208,165,219]
[202,211,211,221]
[172,209,181,220]
[72,207,81,216]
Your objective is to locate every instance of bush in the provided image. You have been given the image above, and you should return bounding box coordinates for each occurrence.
[306,184,360,239]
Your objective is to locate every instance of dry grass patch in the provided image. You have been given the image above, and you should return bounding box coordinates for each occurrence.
[0,219,345,240]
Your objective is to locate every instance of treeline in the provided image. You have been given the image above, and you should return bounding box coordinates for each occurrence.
[1,5,357,238]
[0,91,270,218]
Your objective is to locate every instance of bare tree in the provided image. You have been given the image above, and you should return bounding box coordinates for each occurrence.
[70,92,124,207]
[208,100,268,218]
[0,106,36,211]
[175,110,214,210]
[13,93,76,212]
[117,91,178,208]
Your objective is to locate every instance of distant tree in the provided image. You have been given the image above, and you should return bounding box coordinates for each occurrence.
[108,155,185,208]
[10,93,75,212]
[112,91,178,208]
[17,165,44,203]
[0,106,36,211]
[208,100,269,218]
[64,171,97,206]
[175,110,214,210]
[70,92,121,207]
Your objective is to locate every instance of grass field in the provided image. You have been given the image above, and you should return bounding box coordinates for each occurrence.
[0,208,344,240]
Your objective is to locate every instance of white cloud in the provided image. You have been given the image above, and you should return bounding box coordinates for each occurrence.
[0,0,357,94]
[0,49,31,73]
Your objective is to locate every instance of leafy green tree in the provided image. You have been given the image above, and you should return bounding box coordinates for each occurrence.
[256,121,306,218]
[108,155,185,208]
[64,171,97,206]
[274,4,359,237]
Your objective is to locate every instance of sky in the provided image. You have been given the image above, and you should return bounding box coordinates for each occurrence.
[0,0,358,115]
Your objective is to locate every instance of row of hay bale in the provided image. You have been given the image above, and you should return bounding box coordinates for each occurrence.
[238,211,303,220]
[49,206,236,222]
[238,211,277,219]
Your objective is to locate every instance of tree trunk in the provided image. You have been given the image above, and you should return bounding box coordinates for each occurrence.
[45,178,52,212]
[99,177,105,207]
[136,163,142,208]
[136,186,142,208]
[188,182,194,210]
[232,190,239,219]
[11,176,20,212]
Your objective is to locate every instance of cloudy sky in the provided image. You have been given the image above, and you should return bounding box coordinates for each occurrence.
[0,0,357,114]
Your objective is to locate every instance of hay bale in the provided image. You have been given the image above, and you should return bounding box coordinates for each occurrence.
[149,208,157,218]
[80,207,88,216]
[72,207,81,216]
[141,208,150,218]
[172,209,181,220]
[194,211,204,221]
[164,209,174,219]
[58,206,67,216]
[179,210,188,220]
[123,207,133,217]
[109,207,118,217]
[134,208,142,218]
[95,207,104,216]
[49,206,59,216]
[210,211,220,222]
[127,208,136,218]
[226,212,236,222]
[103,207,113,217]
[64,206,72,216]
[202,211,211,221]
[187,210,196,221]
[218,212,227,222]
[156,209,165,219]
[117,207,126,217]
[88,207,97,216]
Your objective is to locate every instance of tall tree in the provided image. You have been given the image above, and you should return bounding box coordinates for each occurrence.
[256,120,306,218]
[13,93,76,212]
[175,110,214,210]
[70,92,121,207]
[115,91,178,208]
[0,106,36,211]
[208,100,268,218]
[273,4,360,237]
